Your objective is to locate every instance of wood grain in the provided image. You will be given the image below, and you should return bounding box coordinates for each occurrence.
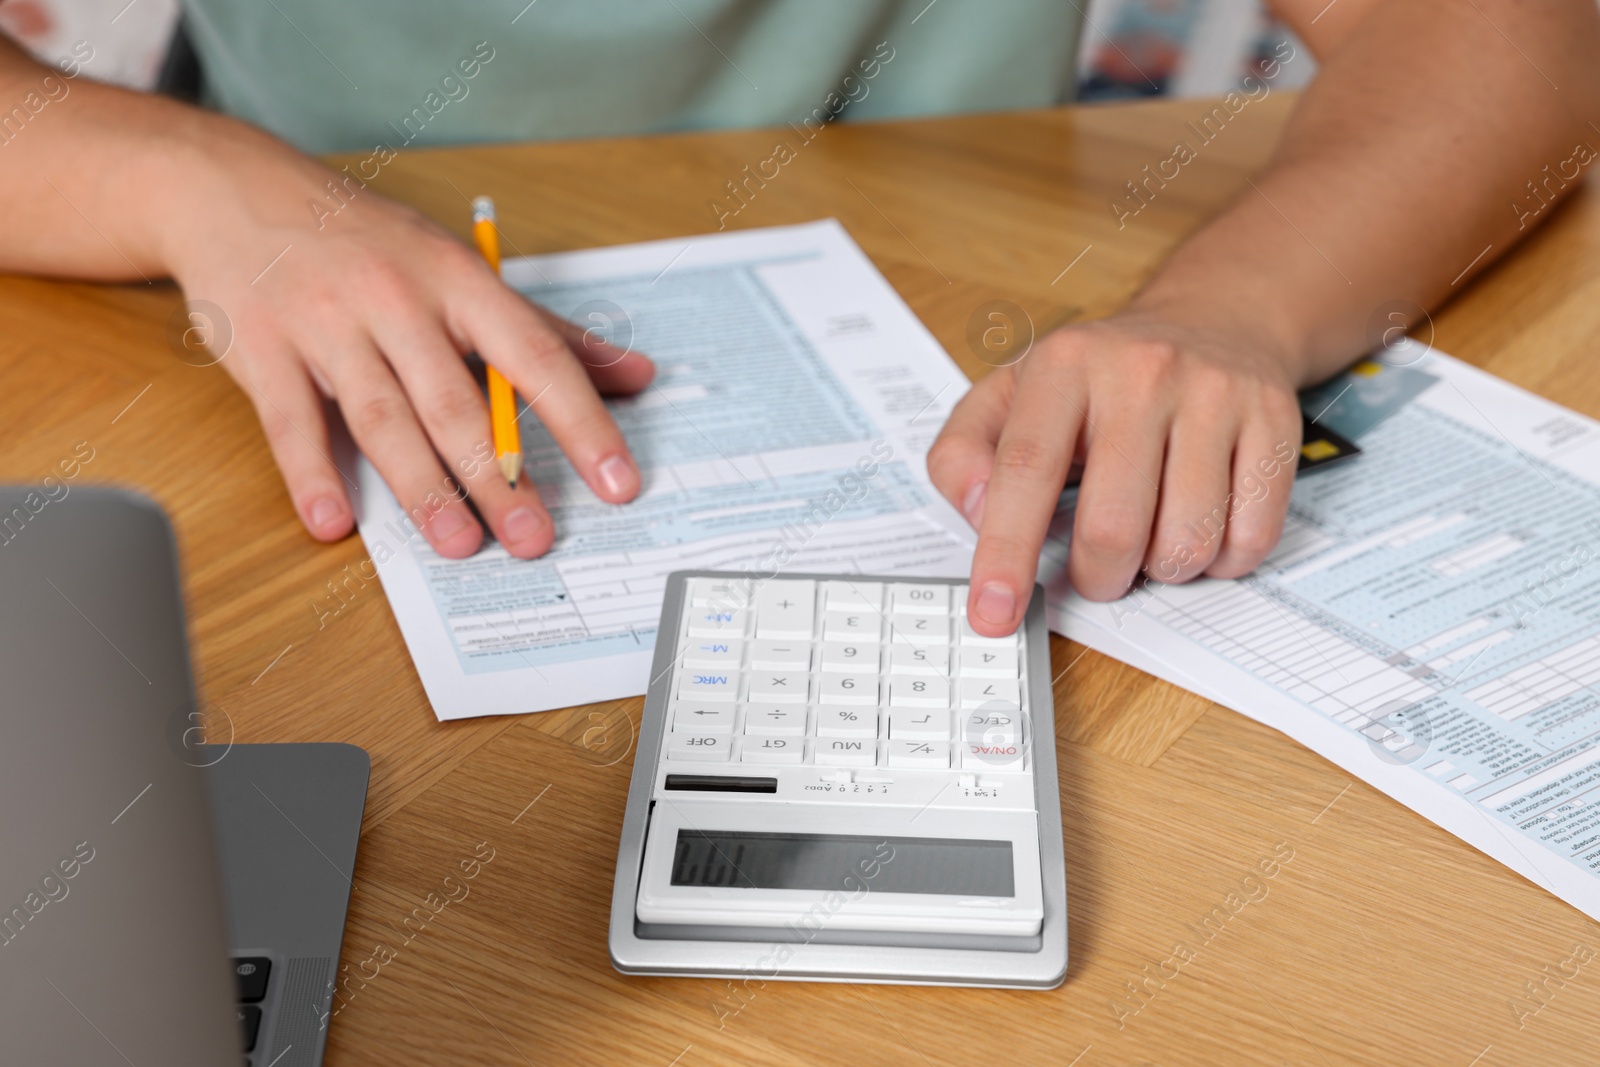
[4,93,1600,1065]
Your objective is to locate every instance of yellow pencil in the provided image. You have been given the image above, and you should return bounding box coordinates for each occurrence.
[472,196,521,487]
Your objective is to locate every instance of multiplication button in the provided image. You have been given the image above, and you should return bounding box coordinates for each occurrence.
[747,671,810,703]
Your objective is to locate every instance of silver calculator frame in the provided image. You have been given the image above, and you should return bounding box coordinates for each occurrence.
[607,570,1068,989]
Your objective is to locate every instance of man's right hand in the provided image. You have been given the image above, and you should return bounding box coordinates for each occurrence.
[167,143,654,558]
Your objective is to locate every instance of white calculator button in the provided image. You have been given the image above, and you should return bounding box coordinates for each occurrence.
[668,733,731,762]
[959,646,1018,677]
[815,706,878,738]
[889,707,949,740]
[819,673,878,705]
[890,644,949,676]
[823,611,880,642]
[813,738,876,766]
[688,577,743,607]
[891,584,950,615]
[672,703,734,732]
[959,616,1018,648]
[755,580,816,639]
[743,704,807,736]
[965,708,1022,745]
[960,678,1021,709]
[751,640,811,671]
[678,671,739,702]
[889,675,951,708]
[683,639,743,669]
[961,740,1025,771]
[890,615,949,645]
[888,739,949,769]
[824,581,882,612]
[747,671,810,704]
[820,641,879,672]
[743,737,803,764]
[688,608,748,638]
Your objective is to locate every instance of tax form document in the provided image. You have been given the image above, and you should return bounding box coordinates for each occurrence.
[352,221,975,719]
[1053,344,1600,919]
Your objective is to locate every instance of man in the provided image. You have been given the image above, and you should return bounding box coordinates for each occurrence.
[1,0,1595,636]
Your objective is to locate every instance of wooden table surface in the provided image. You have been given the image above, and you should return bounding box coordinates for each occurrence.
[5,93,1600,1066]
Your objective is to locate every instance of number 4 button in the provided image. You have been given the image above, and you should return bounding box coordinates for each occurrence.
[960,646,1018,678]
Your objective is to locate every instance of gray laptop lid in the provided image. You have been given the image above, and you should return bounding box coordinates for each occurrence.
[0,486,242,1065]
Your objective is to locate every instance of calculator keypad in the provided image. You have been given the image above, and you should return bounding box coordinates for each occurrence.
[665,577,1029,775]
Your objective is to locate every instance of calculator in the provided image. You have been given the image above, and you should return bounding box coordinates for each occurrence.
[608,571,1067,988]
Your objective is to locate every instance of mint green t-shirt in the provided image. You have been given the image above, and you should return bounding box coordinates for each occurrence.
[180,0,1084,153]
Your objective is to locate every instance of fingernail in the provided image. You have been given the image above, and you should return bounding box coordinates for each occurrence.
[962,480,987,529]
[974,582,1015,626]
[430,508,468,541]
[503,506,545,545]
[597,455,636,499]
[309,496,343,531]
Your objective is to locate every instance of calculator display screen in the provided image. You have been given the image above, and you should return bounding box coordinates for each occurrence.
[670,830,1014,897]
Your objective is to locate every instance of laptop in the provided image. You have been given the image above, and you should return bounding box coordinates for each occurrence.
[0,486,368,1065]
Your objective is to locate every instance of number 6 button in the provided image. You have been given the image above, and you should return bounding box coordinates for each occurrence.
[819,673,878,705]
